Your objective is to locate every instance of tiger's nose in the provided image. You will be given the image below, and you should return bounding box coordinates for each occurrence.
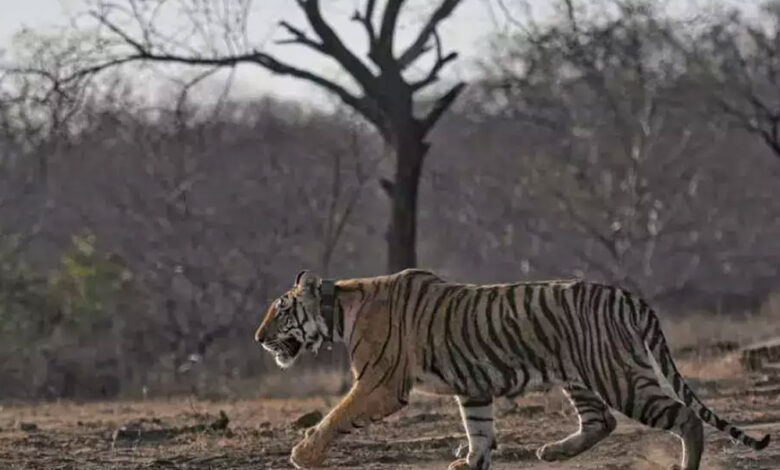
[254,327,265,343]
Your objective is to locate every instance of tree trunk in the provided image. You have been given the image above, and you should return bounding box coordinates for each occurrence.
[386,129,426,272]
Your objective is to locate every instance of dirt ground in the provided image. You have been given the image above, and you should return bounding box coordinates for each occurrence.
[2,352,780,470]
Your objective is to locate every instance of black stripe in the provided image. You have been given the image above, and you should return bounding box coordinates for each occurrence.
[459,289,491,391]
[372,282,396,367]
[655,402,681,430]
[412,278,437,323]
[350,337,363,358]
[429,360,447,383]
[639,394,668,423]
[461,397,492,407]
[424,287,457,371]
[557,286,587,380]
[580,417,608,427]
[335,299,344,339]
[443,290,472,392]
[472,288,516,394]
[575,284,595,389]
[502,289,547,383]
[356,361,370,381]
[624,372,637,416]
[539,288,569,381]
[615,296,650,369]
[411,278,438,343]
[452,290,491,395]
[525,285,554,354]
[587,286,611,401]
[374,277,414,392]
[602,288,623,407]
[538,286,563,336]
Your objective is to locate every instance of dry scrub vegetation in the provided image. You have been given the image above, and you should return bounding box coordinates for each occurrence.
[665,294,780,353]
[3,0,780,402]
[2,0,780,468]
[3,307,780,470]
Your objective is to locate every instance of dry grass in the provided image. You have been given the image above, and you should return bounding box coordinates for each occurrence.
[255,368,350,399]
[663,293,780,353]
[653,294,780,381]
[3,301,780,469]
[2,363,779,470]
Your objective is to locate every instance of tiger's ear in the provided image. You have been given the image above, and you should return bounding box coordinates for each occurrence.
[295,270,309,286]
[295,270,320,296]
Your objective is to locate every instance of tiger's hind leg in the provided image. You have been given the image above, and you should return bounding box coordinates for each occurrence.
[449,397,494,470]
[536,384,616,462]
[612,371,703,470]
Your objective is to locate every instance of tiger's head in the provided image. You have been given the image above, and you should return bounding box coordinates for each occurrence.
[254,270,329,369]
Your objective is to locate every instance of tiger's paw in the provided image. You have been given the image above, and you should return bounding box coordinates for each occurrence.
[456,439,497,459]
[447,458,471,470]
[448,456,491,470]
[290,437,326,469]
[536,442,573,462]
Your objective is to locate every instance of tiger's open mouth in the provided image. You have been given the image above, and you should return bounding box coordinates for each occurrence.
[262,338,303,368]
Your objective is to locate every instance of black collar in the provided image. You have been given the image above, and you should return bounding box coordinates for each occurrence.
[319,279,337,341]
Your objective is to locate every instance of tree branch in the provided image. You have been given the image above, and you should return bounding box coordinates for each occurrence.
[398,0,463,69]
[19,25,388,140]
[376,0,406,61]
[411,30,458,91]
[296,0,377,93]
[276,21,326,53]
[89,11,147,54]
[351,0,378,53]
[420,82,466,134]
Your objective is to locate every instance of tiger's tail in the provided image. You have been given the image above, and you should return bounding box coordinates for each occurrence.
[641,309,770,450]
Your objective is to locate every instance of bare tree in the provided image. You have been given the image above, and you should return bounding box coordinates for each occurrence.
[477,0,736,299]
[29,89,386,394]
[316,118,384,277]
[680,1,780,161]
[11,0,467,272]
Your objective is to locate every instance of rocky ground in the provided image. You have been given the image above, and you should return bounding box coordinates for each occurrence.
[1,351,779,470]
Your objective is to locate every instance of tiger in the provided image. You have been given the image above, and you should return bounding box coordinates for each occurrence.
[254,269,770,470]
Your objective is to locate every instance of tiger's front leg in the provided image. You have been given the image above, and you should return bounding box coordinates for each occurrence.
[449,397,495,470]
[290,381,408,469]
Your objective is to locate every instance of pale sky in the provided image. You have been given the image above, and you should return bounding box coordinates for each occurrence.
[0,0,755,104]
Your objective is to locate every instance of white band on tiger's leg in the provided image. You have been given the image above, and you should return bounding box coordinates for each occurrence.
[456,396,494,470]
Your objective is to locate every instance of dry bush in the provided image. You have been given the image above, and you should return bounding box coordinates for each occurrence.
[3,0,780,403]
[662,292,780,354]
[657,292,780,380]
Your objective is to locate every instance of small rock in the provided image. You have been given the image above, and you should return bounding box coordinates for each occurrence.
[209,411,230,431]
[403,412,445,424]
[509,405,545,418]
[291,410,323,430]
[20,422,38,432]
